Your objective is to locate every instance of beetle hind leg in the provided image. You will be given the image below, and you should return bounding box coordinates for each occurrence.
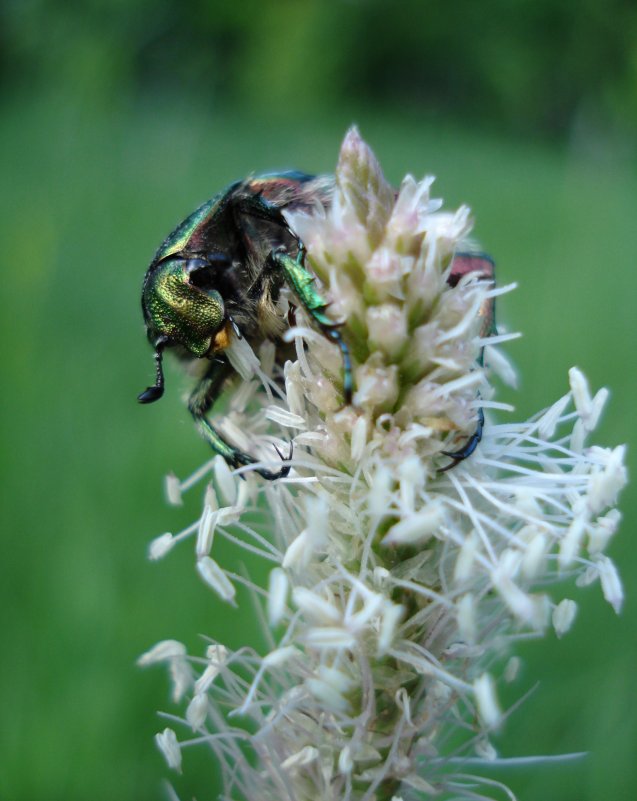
[438,407,484,473]
[189,360,291,480]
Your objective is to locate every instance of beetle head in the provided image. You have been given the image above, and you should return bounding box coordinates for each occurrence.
[138,256,228,403]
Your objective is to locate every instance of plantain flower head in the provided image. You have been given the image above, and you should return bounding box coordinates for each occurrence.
[140,128,626,801]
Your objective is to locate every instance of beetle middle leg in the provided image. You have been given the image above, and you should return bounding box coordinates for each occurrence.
[189,359,291,480]
[270,243,353,404]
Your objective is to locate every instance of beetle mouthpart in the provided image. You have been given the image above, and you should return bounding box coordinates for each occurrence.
[208,320,233,355]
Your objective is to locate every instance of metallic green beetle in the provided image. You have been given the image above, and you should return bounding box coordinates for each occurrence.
[139,172,494,478]
[138,172,351,479]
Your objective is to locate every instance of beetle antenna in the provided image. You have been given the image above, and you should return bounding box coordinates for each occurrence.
[138,337,168,404]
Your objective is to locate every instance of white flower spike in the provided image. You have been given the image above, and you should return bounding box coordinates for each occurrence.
[140,129,625,801]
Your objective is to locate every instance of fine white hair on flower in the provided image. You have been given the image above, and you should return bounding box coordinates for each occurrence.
[140,127,626,801]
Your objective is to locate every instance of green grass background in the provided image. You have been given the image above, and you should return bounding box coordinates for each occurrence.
[1,93,635,801]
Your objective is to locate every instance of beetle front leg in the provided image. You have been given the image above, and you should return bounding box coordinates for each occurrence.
[189,359,291,480]
[270,244,353,404]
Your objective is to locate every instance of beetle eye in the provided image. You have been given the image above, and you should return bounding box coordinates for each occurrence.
[186,255,231,290]
[186,258,211,287]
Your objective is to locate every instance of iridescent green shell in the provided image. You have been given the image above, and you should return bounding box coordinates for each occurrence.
[153,172,325,264]
[154,187,234,263]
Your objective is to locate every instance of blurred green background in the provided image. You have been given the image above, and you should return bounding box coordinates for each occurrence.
[1,2,635,800]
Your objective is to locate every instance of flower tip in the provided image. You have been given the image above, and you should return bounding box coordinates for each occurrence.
[338,126,370,177]
[336,125,392,216]
[186,692,208,730]
[281,746,320,772]
[164,473,182,506]
[597,555,624,613]
[148,532,175,561]
[196,505,218,558]
[196,556,237,604]
[381,502,445,546]
[569,366,592,415]
[137,639,186,666]
[588,445,628,516]
[552,599,578,638]
[474,673,502,729]
[342,124,363,150]
[213,455,238,506]
[155,728,182,773]
[267,567,289,627]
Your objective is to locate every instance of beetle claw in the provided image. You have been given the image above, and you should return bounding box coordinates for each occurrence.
[259,441,293,480]
[437,408,485,473]
[138,385,164,404]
